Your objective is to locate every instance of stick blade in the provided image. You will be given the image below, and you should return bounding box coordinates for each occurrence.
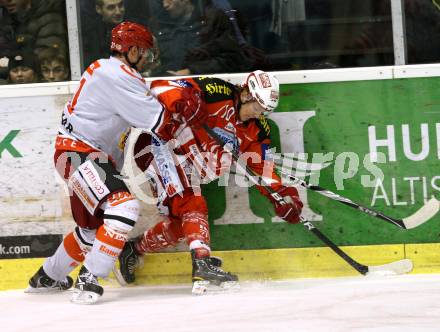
[366,259,413,276]
[402,198,440,229]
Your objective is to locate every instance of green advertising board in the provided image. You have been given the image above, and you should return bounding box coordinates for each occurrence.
[206,77,440,250]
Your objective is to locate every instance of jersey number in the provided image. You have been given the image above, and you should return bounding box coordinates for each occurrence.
[67,61,101,114]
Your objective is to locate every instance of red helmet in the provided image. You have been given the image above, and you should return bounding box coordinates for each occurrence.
[110,21,153,54]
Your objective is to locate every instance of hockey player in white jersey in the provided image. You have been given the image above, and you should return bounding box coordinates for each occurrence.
[25,21,206,304]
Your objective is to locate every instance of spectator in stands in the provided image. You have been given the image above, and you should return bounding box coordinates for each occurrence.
[340,0,440,67]
[150,0,251,76]
[82,0,125,67]
[38,47,69,82]
[0,2,16,55]
[3,0,68,59]
[7,51,39,84]
[0,2,17,81]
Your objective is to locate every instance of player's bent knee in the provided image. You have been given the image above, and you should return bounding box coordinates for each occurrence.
[101,194,140,246]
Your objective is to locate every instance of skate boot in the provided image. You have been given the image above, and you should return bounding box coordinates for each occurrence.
[209,256,223,268]
[25,266,73,293]
[71,265,104,304]
[113,240,142,286]
[191,249,239,295]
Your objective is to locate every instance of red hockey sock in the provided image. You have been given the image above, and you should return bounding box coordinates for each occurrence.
[136,220,184,254]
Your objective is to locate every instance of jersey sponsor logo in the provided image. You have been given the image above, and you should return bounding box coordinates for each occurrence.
[70,177,96,209]
[258,116,271,137]
[99,244,119,257]
[108,192,134,206]
[103,225,128,242]
[151,136,184,196]
[152,137,171,185]
[259,73,272,88]
[213,127,239,154]
[173,79,193,88]
[81,162,107,196]
[205,82,232,96]
[0,130,22,158]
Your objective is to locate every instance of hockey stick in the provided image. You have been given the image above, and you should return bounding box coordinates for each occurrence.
[202,124,412,276]
[275,166,439,230]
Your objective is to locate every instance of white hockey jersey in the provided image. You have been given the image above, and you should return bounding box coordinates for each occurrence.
[57,56,164,170]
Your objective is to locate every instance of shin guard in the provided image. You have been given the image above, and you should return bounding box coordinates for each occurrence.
[84,194,140,278]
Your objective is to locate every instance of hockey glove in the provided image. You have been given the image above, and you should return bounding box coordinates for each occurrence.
[176,87,207,128]
[273,187,303,224]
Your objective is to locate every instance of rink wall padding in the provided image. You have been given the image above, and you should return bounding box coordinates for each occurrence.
[2,244,440,291]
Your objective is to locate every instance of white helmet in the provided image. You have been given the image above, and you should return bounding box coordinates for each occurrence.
[244,70,279,113]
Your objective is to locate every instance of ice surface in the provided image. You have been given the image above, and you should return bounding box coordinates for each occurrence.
[1,274,440,332]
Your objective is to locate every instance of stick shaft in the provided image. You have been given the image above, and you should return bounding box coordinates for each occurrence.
[202,124,369,275]
[276,168,406,229]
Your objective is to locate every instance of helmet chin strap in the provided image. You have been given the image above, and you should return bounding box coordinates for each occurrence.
[124,52,141,70]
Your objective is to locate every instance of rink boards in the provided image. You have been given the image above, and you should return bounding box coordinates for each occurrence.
[1,243,440,290]
[1,66,440,290]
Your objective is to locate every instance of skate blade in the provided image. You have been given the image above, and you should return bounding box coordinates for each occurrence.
[192,280,210,295]
[192,280,240,295]
[70,289,101,305]
[24,286,69,294]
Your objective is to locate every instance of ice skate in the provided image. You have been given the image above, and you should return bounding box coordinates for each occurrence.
[113,240,142,286]
[71,265,104,304]
[191,250,239,295]
[25,266,73,293]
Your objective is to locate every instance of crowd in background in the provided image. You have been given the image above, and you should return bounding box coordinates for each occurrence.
[1,0,440,85]
[0,0,69,84]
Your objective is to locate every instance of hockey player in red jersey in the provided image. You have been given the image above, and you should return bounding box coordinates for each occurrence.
[25,21,206,304]
[116,71,303,294]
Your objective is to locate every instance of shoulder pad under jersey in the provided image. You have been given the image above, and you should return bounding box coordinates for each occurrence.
[193,77,237,104]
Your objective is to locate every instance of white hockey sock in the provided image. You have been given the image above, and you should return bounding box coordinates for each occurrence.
[43,242,81,281]
[83,237,122,278]
[189,240,211,252]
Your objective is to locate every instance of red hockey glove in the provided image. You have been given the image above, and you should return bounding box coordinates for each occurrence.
[272,187,303,224]
[176,88,207,128]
